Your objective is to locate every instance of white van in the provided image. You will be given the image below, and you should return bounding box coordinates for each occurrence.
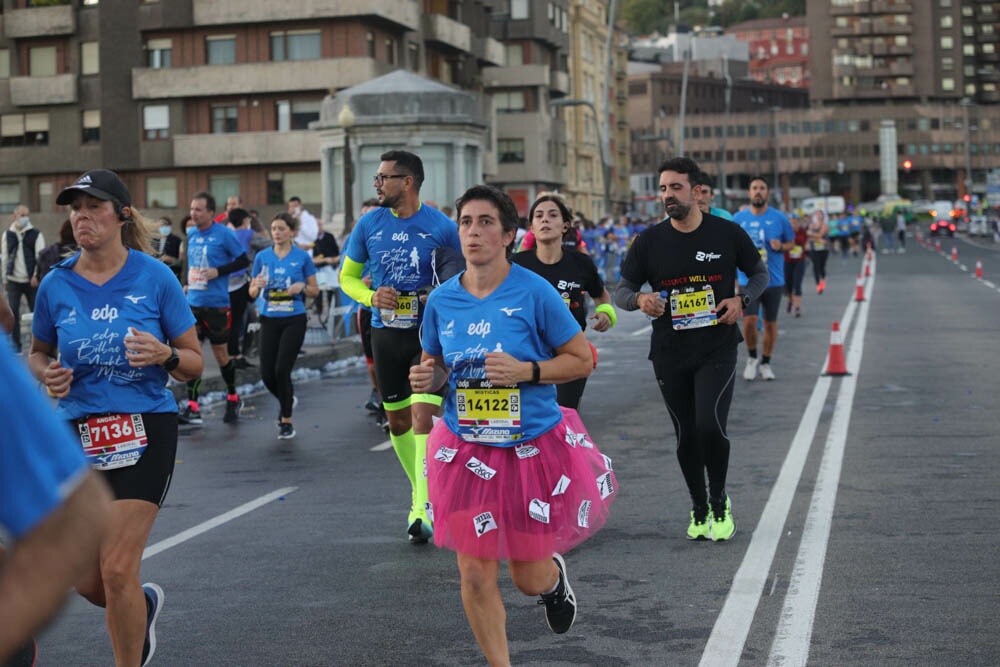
[801,196,846,216]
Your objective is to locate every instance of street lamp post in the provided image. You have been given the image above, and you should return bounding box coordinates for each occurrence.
[770,106,782,208]
[718,56,732,210]
[551,98,611,216]
[338,103,356,236]
[960,97,974,200]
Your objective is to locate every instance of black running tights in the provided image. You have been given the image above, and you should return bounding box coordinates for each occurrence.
[259,314,307,420]
[651,346,737,508]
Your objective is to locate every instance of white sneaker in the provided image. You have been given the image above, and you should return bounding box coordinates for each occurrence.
[758,363,776,381]
[743,357,759,381]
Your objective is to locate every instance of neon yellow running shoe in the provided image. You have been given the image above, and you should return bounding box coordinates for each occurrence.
[686,505,711,540]
[710,495,736,541]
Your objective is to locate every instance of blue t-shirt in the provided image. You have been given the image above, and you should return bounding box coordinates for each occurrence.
[252,246,317,318]
[32,250,196,420]
[710,206,734,221]
[344,204,461,328]
[229,227,254,284]
[0,335,89,541]
[421,264,580,447]
[733,206,794,287]
[185,223,246,308]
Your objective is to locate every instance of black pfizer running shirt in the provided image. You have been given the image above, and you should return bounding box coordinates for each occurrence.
[620,214,761,360]
[511,249,605,331]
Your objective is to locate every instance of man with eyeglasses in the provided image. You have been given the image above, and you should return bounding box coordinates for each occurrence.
[339,150,461,545]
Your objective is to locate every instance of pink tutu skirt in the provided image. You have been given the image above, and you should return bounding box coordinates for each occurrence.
[427,407,617,562]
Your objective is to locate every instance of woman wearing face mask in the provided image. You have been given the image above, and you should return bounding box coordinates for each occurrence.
[154,217,183,282]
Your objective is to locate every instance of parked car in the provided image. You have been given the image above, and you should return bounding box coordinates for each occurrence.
[968,214,989,237]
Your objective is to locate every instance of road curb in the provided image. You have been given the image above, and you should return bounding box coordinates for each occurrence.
[169,337,363,401]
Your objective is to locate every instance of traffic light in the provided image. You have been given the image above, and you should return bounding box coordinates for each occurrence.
[902,159,912,172]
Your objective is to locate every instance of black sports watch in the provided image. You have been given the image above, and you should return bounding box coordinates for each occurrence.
[162,347,180,372]
[741,294,752,308]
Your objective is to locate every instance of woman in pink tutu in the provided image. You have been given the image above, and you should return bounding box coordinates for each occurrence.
[409,185,617,666]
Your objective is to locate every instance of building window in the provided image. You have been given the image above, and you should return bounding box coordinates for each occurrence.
[0,184,20,214]
[206,35,236,65]
[408,42,420,71]
[211,105,238,134]
[291,100,320,130]
[82,109,100,144]
[147,38,172,69]
[270,30,321,61]
[0,114,48,147]
[940,36,953,50]
[494,91,525,113]
[0,50,8,79]
[963,44,976,56]
[505,44,523,66]
[146,176,177,208]
[367,32,376,58]
[143,105,169,140]
[266,171,320,206]
[940,15,953,29]
[385,39,397,65]
[942,57,954,71]
[942,77,955,91]
[209,175,240,206]
[511,0,528,20]
[29,46,57,77]
[498,139,525,163]
[37,182,53,213]
[25,113,48,146]
[81,41,99,75]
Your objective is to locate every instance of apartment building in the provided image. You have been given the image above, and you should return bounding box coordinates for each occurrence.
[626,3,999,212]
[555,0,630,221]
[807,0,1000,200]
[728,15,810,89]
[1,0,602,228]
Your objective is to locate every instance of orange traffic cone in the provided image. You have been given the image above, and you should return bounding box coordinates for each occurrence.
[951,246,958,262]
[823,322,850,376]
[864,261,871,277]
[854,274,865,302]
[935,240,941,252]
[975,259,983,279]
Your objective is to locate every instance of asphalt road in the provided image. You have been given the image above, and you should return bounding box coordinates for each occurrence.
[37,235,1000,666]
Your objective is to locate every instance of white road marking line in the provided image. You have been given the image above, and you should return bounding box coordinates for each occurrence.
[371,439,393,451]
[631,324,652,336]
[699,261,873,667]
[768,271,872,666]
[143,487,298,560]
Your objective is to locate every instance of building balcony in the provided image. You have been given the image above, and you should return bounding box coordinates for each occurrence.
[9,74,77,106]
[133,57,392,99]
[172,130,317,167]
[830,1,871,15]
[2,4,75,39]
[550,70,570,97]
[871,0,912,12]
[890,61,915,76]
[471,36,505,67]
[889,43,914,55]
[191,0,420,32]
[834,83,915,98]
[482,64,551,89]
[872,21,912,35]
[422,13,472,54]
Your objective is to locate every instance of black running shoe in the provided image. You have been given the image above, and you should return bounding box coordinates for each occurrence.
[141,583,164,667]
[232,357,254,370]
[223,397,242,424]
[177,404,203,426]
[278,422,296,440]
[538,553,577,634]
[364,388,381,412]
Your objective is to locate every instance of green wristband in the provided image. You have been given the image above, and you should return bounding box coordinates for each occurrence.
[595,303,617,327]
